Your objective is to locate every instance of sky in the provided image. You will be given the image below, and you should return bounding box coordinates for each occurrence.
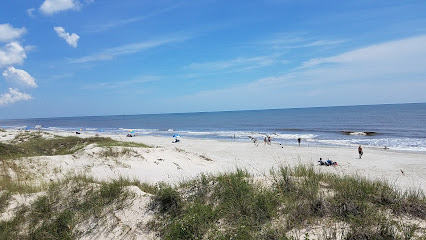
[1,0,426,119]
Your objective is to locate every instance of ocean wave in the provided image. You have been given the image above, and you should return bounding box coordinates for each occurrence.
[174,130,318,140]
[311,138,426,152]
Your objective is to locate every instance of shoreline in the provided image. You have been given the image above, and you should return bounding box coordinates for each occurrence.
[3,127,426,154]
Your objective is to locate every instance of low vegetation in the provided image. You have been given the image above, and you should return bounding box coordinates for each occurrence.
[0,132,149,161]
[0,132,150,196]
[0,175,154,240]
[0,165,425,239]
[0,132,424,239]
[98,147,139,158]
[148,166,426,239]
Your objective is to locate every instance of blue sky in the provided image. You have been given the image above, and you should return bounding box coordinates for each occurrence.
[1,0,426,119]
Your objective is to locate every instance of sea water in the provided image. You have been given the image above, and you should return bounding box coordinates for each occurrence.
[1,103,425,152]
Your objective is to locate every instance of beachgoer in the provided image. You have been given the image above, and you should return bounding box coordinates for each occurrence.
[264,137,267,145]
[358,145,363,159]
[268,136,271,145]
[297,138,301,146]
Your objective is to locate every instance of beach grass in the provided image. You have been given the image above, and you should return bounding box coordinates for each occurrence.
[98,147,139,158]
[0,175,145,240]
[0,132,150,161]
[148,165,426,239]
[0,160,425,238]
[0,132,151,196]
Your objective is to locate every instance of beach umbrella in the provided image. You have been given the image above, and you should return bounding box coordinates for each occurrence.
[173,134,181,138]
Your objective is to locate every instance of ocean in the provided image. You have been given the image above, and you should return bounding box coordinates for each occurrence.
[1,103,425,152]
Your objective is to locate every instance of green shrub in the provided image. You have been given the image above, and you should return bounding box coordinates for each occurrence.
[152,183,182,215]
[164,203,216,240]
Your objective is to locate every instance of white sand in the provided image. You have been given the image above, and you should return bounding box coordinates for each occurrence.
[2,130,425,192]
[1,130,426,239]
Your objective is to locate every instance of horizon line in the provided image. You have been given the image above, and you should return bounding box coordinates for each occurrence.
[1,102,424,121]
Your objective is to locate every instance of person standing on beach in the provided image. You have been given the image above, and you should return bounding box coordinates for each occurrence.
[297,138,301,146]
[358,145,363,159]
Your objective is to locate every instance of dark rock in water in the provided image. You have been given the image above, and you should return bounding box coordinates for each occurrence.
[364,132,378,136]
[341,131,378,136]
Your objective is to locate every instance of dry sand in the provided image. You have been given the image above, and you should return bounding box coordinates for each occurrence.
[1,130,425,239]
[1,130,425,192]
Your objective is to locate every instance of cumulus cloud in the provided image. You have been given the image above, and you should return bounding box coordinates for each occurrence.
[0,24,27,42]
[2,67,37,88]
[39,0,93,15]
[54,26,80,48]
[40,0,79,15]
[0,88,32,106]
[0,42,27,67]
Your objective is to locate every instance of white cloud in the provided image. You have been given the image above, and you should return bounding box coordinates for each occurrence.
[2,67,37,88]
[170,35,426,110]
[0,88,32,106]
[0,24,27,42]
[39,0,93,15]
[187,56,278,73]
[81,75,160,90]
[54,26,80,48]
[0,42,27,67]
[299,34,426,71]
[88,3,182,33]
[71,36,189,63]
[264,33,344,49]
[27,8,36,17]
[40,0,80,15]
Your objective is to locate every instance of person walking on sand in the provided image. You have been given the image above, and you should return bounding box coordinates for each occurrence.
[264,137,268,145]
[297,137,301,146]
[358,145,363,159]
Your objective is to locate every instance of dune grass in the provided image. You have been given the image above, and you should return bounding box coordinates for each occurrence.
[0,175,153,240]
[0,166,424,239]
[0,132,150,161]
[148,165,426,239]
[0,132,151,196]
[98,147,139,158]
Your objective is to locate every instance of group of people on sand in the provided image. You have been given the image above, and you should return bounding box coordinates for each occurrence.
[318,158,337,166]
[318,145,366,167]
[264,136,272,145]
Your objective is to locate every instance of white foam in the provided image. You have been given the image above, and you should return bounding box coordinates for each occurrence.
[313,137,426,152]
[349,132,367,136]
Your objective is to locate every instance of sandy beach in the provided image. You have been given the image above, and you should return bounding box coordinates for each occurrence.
[2,130,424,192]
[1,129,426,239]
